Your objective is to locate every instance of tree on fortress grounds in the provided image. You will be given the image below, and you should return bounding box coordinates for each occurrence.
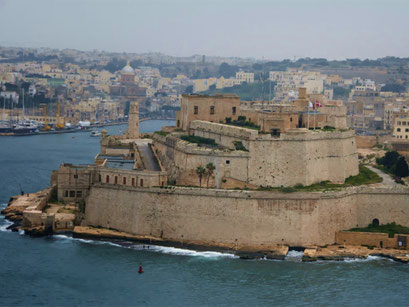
[376,150,409,179]
[396,157,409,178]
[377,151,399,170]
[205,163,216,188]
[196,166,206,188]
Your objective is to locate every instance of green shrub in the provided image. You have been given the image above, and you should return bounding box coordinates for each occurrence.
[227,118,260,130]
[180,135,217,146]
[233,141,248,151]
[344,165,382,186]
[154,131,168,137]
[280,187,296,193]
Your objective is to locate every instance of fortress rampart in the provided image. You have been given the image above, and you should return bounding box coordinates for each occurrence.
[154,122,358,187]
[83,184,409,247]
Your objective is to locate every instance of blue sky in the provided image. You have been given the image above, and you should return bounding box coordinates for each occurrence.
[0,0,408,60]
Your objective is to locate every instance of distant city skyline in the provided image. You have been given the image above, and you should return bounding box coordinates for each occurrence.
[0,0,408,60]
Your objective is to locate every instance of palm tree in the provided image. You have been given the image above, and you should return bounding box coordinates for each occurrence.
[206,163,216,188]
[196,166,206,187]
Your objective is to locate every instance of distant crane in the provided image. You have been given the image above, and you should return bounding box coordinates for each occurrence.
[56,100,64,130]
[41,104,51,131]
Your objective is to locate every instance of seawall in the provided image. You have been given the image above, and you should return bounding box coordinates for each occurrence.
[83,184,409,247]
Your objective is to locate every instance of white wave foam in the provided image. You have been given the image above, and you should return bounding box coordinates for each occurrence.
[53,234,123,248]
[0,218,13,232]
[133,245,238,259]
[342,255,382,262]
[285,250,304,261]
[53,234,237,258]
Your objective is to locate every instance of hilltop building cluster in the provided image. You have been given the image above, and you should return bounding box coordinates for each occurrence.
[52,88,358,207]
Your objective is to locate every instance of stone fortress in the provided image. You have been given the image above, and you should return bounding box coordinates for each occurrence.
[156,88,358,188]
[44,90,409,249]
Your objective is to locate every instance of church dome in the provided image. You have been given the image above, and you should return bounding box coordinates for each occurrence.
[121,61,135,75]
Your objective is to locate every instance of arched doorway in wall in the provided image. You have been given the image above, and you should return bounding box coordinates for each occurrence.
[372,218,380,227]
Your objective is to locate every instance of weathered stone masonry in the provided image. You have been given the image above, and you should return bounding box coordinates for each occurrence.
[83,185,409,247]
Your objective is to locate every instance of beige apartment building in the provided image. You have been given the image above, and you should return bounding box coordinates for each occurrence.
[235,71,254,83]
[394,113,409,140]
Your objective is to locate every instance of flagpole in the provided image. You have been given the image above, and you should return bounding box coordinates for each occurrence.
[307,104,309,129]
[313,101,316,130]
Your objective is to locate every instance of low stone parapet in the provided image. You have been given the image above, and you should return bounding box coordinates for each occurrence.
[335,231,409,249]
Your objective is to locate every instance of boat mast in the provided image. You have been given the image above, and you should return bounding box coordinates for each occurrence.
[22,88,25,121]
[2,96,5,122]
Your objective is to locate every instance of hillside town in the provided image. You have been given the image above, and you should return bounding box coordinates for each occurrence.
[0,46,408,148]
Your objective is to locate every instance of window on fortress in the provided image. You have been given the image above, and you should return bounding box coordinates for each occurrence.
[397,128,401,132]
[226,160,230,164]
[76,191,82,198]
[132,178,135,186]
[123,177,126,185]
[140,179,144,187]
[232,107,236,115]
[210,106,215,115]
[115,176,118,184]
[106,175,110,183]
[74,174,78,179]
[98,175,101,182]
[65,190,68,197]
[194,106,198,114]
[406,129,409,132]
[69,191,75,198]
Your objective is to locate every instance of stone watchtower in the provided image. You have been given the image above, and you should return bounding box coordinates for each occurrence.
[127,101,139,139]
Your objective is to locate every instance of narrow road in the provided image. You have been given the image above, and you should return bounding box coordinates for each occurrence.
[136,143,161,171]
[366,165,400,188]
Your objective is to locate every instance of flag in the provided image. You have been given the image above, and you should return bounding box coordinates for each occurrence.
[315,101,322,108]
[309,101,313,108]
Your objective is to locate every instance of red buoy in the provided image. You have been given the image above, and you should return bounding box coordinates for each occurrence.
[138,265,144,274]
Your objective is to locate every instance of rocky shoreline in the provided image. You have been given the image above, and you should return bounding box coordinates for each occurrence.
[72,226,409,263]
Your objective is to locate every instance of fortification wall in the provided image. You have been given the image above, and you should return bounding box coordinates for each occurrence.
[248,130,358,186]
[190,120,256,149]
[355,135,392,149]
[153,133,249,187]
[154,128,358,187]
[84,185,409,247]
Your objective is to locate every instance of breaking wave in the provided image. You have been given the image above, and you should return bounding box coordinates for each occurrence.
[0,204,13,232]
[53,234,238,259]
[0,218,13,232]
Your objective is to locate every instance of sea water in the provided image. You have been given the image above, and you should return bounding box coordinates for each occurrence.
[1,120,409,306]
